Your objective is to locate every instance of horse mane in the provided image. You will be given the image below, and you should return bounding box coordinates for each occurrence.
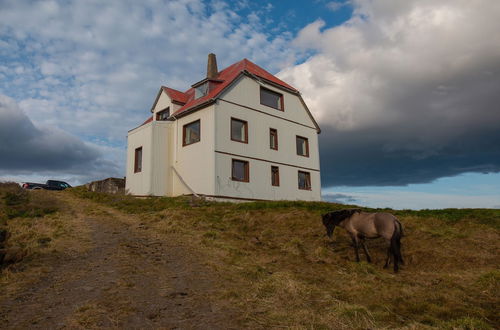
[323,208,361,226]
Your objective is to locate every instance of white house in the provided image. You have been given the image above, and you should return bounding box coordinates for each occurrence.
[126,54,321,201]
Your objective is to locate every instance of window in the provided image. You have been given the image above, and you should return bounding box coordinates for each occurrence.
[296,136,309,157]
[232,159,249,182]
[195,82,209,99]
[231,118,248,143]
[183,120,201,146]
[271,166,280,186]
[156,107,170,121]
[298,171,311,190]
[260,87,283,110]
[270,128,278,150]
[134,147,142,173]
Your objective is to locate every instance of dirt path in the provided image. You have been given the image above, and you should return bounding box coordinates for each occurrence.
[0,193,236,329]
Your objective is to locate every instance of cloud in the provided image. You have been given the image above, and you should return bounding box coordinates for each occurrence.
[0,0,298,183]
[326,1,350,12]
[329,190,500,210]
[279,0,500,187]
[322,193,359,204]
[0,0,297,144]
[0,94,120,184]
[2,0,499,190]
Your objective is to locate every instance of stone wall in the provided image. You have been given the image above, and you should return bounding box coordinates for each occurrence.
[86,177,125,194]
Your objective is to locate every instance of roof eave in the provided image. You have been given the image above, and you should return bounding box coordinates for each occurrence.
[169,99,217,120]
[242,70,299,95]
[150,87,164,113]
[297,94,321,134]
[172,100,186,106]
[191,77,224,88]
[128,119,153,133]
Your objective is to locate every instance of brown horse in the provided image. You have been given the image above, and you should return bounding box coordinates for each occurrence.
[322,209,404,272]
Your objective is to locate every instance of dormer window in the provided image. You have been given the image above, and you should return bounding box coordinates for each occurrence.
[156,107,170,121]
[195,82,209,99]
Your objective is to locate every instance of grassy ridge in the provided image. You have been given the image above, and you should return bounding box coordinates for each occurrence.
[67,186,500,228]
[70,187,500,329]
[0,183,62,259]
[0,183,80,278]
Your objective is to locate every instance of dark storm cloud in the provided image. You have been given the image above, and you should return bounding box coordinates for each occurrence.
[319,126,500,187]
[0,95,120,179]
[279,0,500,187]
[317,53,500,187]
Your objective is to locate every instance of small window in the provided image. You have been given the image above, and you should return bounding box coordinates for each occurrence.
[296,136,309,157]
[183,120,201,146]
[231,118,248,143]
[156,107,170,121]
[260,87,283,110]
[232,159,249,182]
[298,171,311,190]
[195,82,209,99]
[134,147,142,173]
[270,128,278,150]
[271,166,280,186]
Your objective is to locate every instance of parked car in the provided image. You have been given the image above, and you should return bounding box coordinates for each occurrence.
[22,180,72,191]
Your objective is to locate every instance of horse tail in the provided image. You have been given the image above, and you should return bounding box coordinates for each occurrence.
[390,219,404,270]
[396,219,404,237]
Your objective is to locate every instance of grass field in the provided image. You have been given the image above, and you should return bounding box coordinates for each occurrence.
[67,187,499,329]
[1,183,498,329]
[0,183,91,296]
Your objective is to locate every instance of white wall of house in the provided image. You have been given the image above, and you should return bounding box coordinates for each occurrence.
[153,91,171,115]
[214,153,321,201]
[213,76,321,201]
[171,105,216,196]
[221,76,316,130]
[152,91,184,120]
[126,121,172,196]
[127,75,321,201]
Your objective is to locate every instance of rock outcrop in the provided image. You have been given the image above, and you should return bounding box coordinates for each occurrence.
[85,177,125,194]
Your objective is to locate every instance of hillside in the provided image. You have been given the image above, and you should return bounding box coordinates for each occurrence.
[1,184,499,329]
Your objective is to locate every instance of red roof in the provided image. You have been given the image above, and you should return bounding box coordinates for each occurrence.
[161,86,189,104]
[136,58,323,133]
[165,58,298,117]
[129,115,153,131]
[141,116,153,125]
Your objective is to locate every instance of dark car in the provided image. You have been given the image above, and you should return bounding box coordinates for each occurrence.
[22,180,72,191]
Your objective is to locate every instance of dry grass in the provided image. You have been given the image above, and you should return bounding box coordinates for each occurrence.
[0,183,91,296]
[69,187,499,329]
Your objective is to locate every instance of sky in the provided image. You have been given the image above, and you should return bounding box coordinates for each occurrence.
[0,0,499,209]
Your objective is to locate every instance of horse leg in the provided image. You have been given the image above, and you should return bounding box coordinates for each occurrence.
[390,238,399,273]
[384,244,392,269]
[351,237,361,262]
[361,240,372,263]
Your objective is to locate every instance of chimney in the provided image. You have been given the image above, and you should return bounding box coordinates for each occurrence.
[207,53,218,79]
